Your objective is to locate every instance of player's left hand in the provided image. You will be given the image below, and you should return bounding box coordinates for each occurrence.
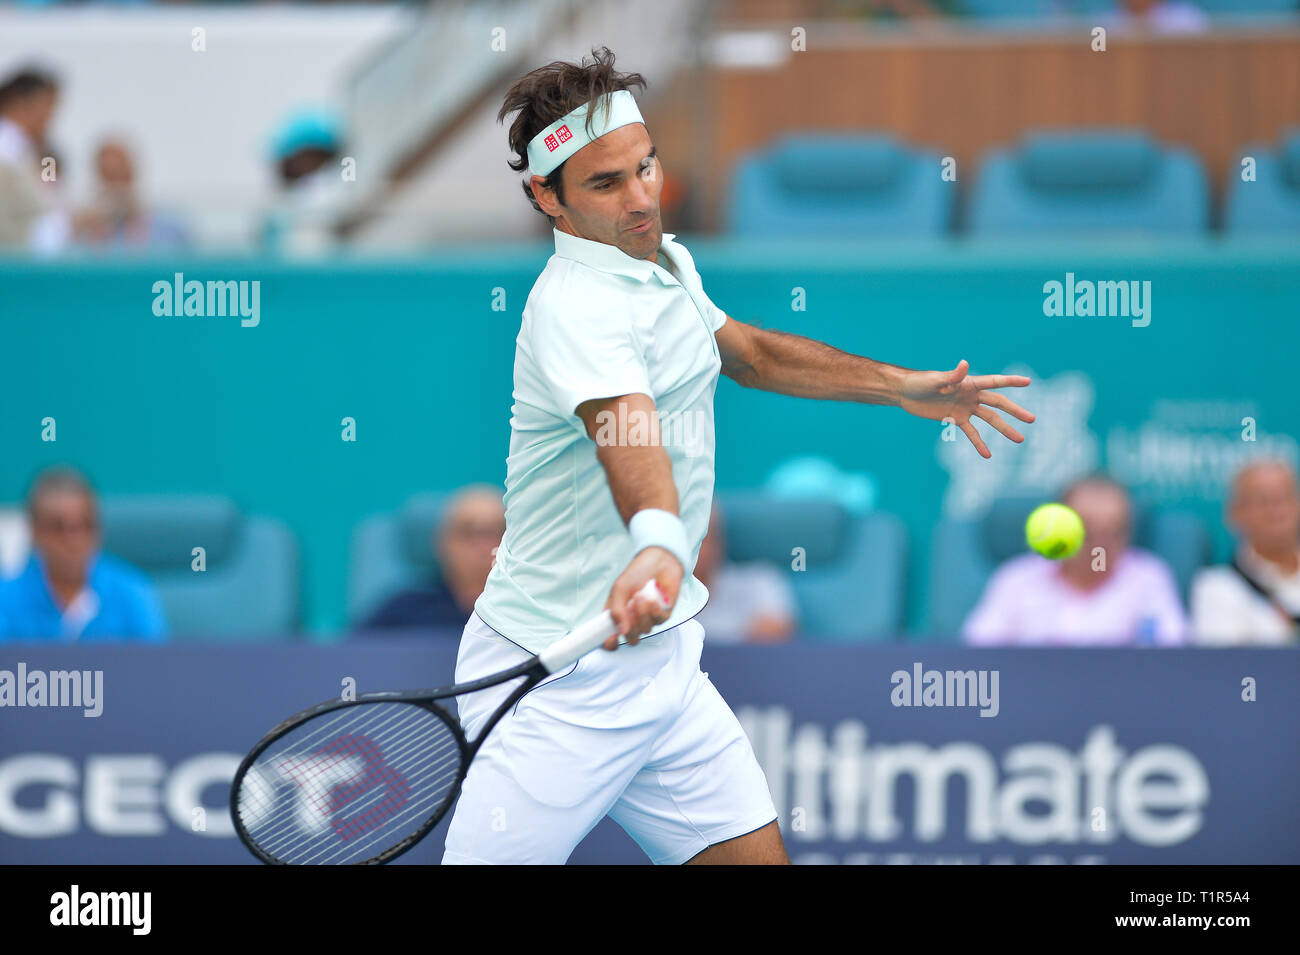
[898,359,1035,459]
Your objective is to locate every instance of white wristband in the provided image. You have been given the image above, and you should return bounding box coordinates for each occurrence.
[628,508,690,572]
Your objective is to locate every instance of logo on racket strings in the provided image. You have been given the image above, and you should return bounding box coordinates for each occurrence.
[240,733,410,841]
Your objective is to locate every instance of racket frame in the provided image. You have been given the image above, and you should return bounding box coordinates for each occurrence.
[230,579,666,864]
[229,657,546,865]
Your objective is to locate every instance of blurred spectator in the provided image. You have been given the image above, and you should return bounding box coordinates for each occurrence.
[963,475,1188,646]
[356,486,505,632]
[695,501,797,644]
[0,467,168,642]
[73,137,189,251]
[0,65,72,253]
[1191,459,1300,646]
[1104,0,1209,35]
[261,107,344,257]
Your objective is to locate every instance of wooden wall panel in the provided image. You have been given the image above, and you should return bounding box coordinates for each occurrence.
[642,28,1300,230]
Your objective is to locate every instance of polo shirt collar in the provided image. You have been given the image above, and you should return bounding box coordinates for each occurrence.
[552,226,678,285]
[29,549,103,616]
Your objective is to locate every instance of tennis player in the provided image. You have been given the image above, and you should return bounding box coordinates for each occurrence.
[441,48,1035,865]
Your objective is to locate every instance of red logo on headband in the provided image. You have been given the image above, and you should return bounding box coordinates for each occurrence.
[542,124,576,156]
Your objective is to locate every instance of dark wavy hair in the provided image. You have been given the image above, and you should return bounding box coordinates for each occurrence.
[498,46,647,221]
[0,66,59,114]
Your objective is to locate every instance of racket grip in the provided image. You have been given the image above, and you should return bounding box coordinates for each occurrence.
[536,579,669,674]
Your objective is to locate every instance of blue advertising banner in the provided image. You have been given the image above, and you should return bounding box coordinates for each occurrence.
[1,640,1296,864]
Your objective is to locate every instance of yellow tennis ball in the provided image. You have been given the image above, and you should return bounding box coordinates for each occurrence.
[1025,503,1085,560]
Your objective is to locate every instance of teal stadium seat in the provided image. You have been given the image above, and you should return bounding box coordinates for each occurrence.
[969,130,1209,236]
[1225,128,1300,234]
[925,495,1210,640]
[717,492,907,642]
[348,492,448,627]
[99,495,299,640]
[959,0,1071,19]
[725,133,954,238]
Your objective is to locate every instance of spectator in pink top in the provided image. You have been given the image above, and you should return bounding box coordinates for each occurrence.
[962,475,1188,646]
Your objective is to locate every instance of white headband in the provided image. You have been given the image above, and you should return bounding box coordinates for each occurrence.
[526,89,644,179]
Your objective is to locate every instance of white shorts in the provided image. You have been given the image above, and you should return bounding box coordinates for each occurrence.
[441,611,778,865]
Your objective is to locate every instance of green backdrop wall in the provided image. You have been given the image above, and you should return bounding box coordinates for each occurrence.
[2,237,1297,637]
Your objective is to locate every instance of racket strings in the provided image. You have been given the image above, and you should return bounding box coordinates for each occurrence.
[243,704,437,849]
[245,705,462,864]
[239,702,423,849]
[251,705,460,861]
[236,701,465,864]
[283,723,465,865]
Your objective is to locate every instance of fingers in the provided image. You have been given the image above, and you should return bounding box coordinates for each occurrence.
[602,548,683,651]
[979,390,1036,424]
[967,374,1031,390]
[604,573,638,648]
[974,406,1024,444]
[603,595,631,651]
[959,418,991,459]
[618,596,645,644]
[602,628,636,650]
[603,578,670,650]
[622,587,667,642]
[630,583,665,618]
[938,359,968,393]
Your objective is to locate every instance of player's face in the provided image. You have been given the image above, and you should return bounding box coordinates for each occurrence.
[550,123,663,260]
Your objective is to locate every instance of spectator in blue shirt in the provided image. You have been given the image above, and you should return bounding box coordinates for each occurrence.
[0,467,167,642]
[74,138,190,252]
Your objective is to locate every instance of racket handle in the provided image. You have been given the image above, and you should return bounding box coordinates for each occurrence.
[537,579,669,673]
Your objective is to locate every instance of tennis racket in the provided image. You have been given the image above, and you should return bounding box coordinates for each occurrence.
[229,578,669,865]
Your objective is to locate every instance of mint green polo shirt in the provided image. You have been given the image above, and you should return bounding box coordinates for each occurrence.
[474,227,727,653]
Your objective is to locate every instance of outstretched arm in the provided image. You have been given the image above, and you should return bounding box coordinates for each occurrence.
[714,315,1035,458]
